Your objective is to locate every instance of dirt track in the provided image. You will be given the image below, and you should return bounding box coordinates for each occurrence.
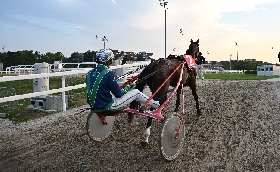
[0,80,279,171]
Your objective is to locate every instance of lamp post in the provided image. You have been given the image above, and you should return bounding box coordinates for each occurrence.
[96,35,108,49]
[206,51,210,69]
[159,0,168,59]
[2,46,5,53]
[230,54,232,70]
[235,42,238,61]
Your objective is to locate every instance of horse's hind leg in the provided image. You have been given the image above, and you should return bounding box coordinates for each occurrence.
[141,117,153,148]
[191,85,201,115]
[174,86,184,112]
[193,90,201,115]
[128,100,140,125]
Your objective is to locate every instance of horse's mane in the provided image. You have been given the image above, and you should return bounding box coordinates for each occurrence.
[167,54,193,72]
[136,49,197,91]
[186,45,197,57]
[185,49,192,55]
[167,54,185,62]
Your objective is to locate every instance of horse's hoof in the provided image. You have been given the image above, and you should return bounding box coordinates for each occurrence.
[140,141,148,149]
[172,112,179,117]
[197,110,202,116]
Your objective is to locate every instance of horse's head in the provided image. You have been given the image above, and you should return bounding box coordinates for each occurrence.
[186,39,199,59]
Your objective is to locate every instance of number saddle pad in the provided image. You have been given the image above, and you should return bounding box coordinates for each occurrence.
[183,55,196,68]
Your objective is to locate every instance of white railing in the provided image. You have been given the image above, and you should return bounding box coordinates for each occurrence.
[5,65,34,75]
[5,62,100,74]
[0,62,149,112]
[50,62,99,72]
[202,69,243,74]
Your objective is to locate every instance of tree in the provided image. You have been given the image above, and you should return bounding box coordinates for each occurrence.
[0,52,8,69]
[83,50,95,62]
[114,53,122,60]
[136,54,145,61]
[69,52,84,63]
[234,60,264,72]
[234,60,247,72]
[42,52,57,64]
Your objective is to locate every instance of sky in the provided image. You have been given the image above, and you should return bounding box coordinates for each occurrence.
[0,0,280,64]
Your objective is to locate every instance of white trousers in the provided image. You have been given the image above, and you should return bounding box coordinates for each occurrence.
[196,65,204,78]
[110,89,160,110]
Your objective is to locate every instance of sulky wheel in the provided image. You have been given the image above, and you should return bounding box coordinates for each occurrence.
[159,115,185,161]
[86,111,115,142]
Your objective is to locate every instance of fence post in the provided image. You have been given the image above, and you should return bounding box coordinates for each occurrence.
[62,75,66,112]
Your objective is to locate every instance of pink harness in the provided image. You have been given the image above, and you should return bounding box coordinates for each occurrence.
[183,55,196,67]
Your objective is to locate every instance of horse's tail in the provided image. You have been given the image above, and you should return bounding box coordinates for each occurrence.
[128,62,154,121]
[135,63,153,92]
[135,60,161,91]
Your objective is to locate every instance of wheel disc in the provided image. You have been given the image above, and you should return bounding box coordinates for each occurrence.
[86,111,115,142]
[159,116,185,161]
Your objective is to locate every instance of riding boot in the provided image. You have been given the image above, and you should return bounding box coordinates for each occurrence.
[159,95,167,105]
[159,88,173,105]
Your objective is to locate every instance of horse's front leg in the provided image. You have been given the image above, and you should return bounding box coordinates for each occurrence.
[141,117,152,148]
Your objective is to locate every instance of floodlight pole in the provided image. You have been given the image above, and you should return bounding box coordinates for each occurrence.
[159,1,168,59]
[230,54,232,70]
[235,42,238,61]
[165,9,166,59]
[102,36,108,49]
[96,35,108,49]
[2,46,5,53]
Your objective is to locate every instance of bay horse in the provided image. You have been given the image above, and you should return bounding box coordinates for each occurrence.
[129,39,201,147]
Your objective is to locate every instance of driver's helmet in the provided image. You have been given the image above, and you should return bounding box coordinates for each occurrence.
[96,49,114,63]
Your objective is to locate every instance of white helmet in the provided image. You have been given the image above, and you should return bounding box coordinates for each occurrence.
[96,49,114,63]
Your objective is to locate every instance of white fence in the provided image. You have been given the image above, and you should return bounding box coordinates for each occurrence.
[4,62,100,75]
[202,70,243,74]
[0,61,149,112]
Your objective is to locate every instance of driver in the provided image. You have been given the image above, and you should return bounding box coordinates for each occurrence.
[86,49,160,110]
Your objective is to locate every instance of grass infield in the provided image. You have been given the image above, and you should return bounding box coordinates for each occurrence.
[203,73,279,80]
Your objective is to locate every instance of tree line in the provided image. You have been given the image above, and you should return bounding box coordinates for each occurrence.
[0,50,150,69]
[1,50,271,72]
[0,50,97,69]
[217,60,273,72]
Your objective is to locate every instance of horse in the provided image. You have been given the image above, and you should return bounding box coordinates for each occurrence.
[129,39,201,148]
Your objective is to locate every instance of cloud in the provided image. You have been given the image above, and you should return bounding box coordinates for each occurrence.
[58,0,76,2]
[1,0,280,63]
[111,0,117,5]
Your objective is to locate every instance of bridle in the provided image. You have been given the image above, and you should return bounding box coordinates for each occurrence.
[189,42,199,59]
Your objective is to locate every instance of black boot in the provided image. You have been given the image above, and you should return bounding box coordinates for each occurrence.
[159,95,167,105]
[159,88,173,105]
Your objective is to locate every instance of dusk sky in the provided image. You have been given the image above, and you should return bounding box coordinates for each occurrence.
[1,0,280,64]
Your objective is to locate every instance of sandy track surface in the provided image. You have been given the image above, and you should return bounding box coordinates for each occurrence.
[0,81,279,171]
